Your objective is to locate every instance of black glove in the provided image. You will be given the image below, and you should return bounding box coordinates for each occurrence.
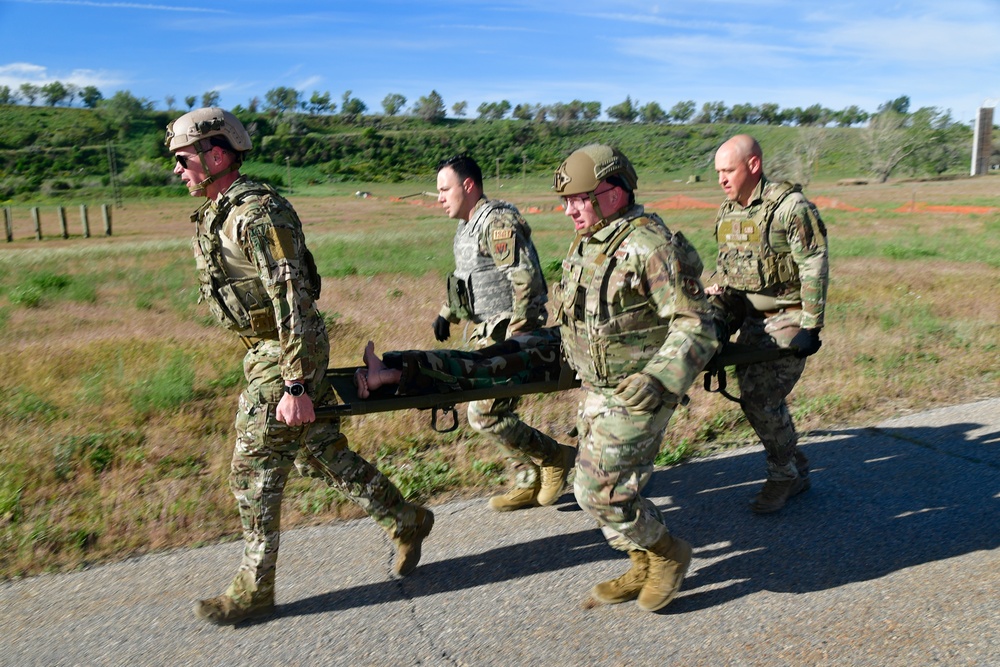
[432,315,451,342]
[789,328,822,358]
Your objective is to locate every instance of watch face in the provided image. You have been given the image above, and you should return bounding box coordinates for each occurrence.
[286,383,306,397]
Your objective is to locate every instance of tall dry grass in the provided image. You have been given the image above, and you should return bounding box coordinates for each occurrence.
[0,175,998,578]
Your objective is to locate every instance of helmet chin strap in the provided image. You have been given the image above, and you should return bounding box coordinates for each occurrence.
[187,139,240,193]
[584,191,627,236]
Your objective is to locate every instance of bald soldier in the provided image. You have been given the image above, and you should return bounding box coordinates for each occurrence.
[710,134,829,514]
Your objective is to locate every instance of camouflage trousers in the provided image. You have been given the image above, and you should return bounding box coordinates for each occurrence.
[573,386,675,553]
[387,327,565,490]
[224,341,421,605]
[735,313,809,481]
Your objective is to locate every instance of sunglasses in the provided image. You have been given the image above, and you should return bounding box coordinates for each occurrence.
[175,153,197,169]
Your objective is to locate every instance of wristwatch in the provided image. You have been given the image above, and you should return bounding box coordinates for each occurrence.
[283,382,307,397]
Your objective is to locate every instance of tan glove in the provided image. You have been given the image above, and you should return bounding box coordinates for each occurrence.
[614,373,670,415]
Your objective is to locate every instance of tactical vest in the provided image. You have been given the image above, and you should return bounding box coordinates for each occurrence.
[448,200,519,322]
[191,179,318,338]
[557,215,674,387]
[715,181,802,293]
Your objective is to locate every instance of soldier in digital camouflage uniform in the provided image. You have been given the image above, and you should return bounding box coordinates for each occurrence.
[433,154,576,512]
[166,108,433,626]
[709,134,829,514]
[552,145,719,612]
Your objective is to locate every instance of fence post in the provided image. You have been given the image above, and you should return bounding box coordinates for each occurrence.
[80,204,90,238]
[58,206,69,239]
[31,207,41,240]
[3,207,11,243]
[101,203,112,236]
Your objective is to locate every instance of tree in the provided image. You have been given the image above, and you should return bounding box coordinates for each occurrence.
[340,92,367,118]
[693,100,727,124]
[97,90,153,138]
[727,103,760,124]
[451,101,467,118]
[164,94,176,111]
[201,90,220,108]
[757,103,783,125]
[878,96,910,115]
[185,95,196,110]
[19,83,39,105]
[40,81,69,106]
[863,110,915,183]
[0,86,15,105]
[512,103,534,121]
[381,93,406,116]
[477,100,511,120]
[265,87,300,113]
[833,105,868,127]
[606,96,638,123]
[247,97,260,113]
[414,90,446,122]
[668,100,695,123]
[549,101,580,123]
[639,101,667,124]
[307,90,333,115]
[581,101,602,121]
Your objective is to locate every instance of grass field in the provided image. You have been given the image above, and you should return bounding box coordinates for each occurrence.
[0,172,998,579]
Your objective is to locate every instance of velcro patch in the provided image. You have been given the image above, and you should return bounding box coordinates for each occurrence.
[492,228,514,240]
[266,226,297,261]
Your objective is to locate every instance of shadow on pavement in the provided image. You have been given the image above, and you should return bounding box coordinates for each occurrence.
[664,422,1000,613]
[279,420,999,620]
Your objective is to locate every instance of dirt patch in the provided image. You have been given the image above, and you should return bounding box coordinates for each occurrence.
[646,195,717,210]
[892,202,998,215]
[811,196,875,213]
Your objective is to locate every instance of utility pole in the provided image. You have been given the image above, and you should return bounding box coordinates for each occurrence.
[496,157,500,191]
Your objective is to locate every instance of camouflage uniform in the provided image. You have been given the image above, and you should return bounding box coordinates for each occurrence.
[193,176,423,608]
[555,206,719,552]
[440,197,562,489]
[714,176,829,483]
[384,327,563,395]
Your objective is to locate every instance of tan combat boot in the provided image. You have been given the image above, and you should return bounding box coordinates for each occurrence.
[393,506,435,576]
[194,594,275,626]
[750,474,809,514]
[537,444,576,506]
[489,476,540,512]
[591,550,648,605]
[637,533,692,612]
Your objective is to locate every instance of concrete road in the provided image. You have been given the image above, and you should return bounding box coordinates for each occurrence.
[3,399,998,667]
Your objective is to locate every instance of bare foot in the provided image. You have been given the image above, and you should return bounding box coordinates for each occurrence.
[363,340,391,392]
[354,368,371,399]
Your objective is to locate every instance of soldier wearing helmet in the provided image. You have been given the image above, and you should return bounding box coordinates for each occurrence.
[167,107,433,626]
[433,154,575,512]
[553,144,719,612]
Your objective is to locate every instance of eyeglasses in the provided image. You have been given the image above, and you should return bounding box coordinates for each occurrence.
[561,186,614,207]
[175,153,197,169]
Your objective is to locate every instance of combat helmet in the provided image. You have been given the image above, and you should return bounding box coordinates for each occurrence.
[553,144,637,229]
[165,107,251,192]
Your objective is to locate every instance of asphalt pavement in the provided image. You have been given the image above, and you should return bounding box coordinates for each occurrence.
[2,398,998,667]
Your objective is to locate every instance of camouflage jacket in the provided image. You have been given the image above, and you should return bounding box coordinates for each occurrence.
[715,176,829,329]
[441,197,548,340]
[191,176,327,382]
[555,205,719,394]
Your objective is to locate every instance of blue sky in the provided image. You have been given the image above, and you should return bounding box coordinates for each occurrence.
[1,0,998,124]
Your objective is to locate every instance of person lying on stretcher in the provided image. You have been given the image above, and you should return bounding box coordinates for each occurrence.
[354,328,564,399]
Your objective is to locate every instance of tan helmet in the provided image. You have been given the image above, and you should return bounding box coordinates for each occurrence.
[165,107,252,154]
[552,144,638,196]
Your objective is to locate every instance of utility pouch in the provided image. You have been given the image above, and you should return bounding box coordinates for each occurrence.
[446,273,473,320]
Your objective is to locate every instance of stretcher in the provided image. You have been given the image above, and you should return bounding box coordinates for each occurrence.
[314,342,794,431]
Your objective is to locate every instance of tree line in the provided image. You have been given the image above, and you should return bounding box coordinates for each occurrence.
[2,82,932,129]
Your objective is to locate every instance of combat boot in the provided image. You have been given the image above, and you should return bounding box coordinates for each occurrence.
[750,474,809,514]
[194,594,275,626]
[393,506,435,576]
[537,444,576,506]
[637,533,692,612]
[591,550,648,605]
[489,476,540,512]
